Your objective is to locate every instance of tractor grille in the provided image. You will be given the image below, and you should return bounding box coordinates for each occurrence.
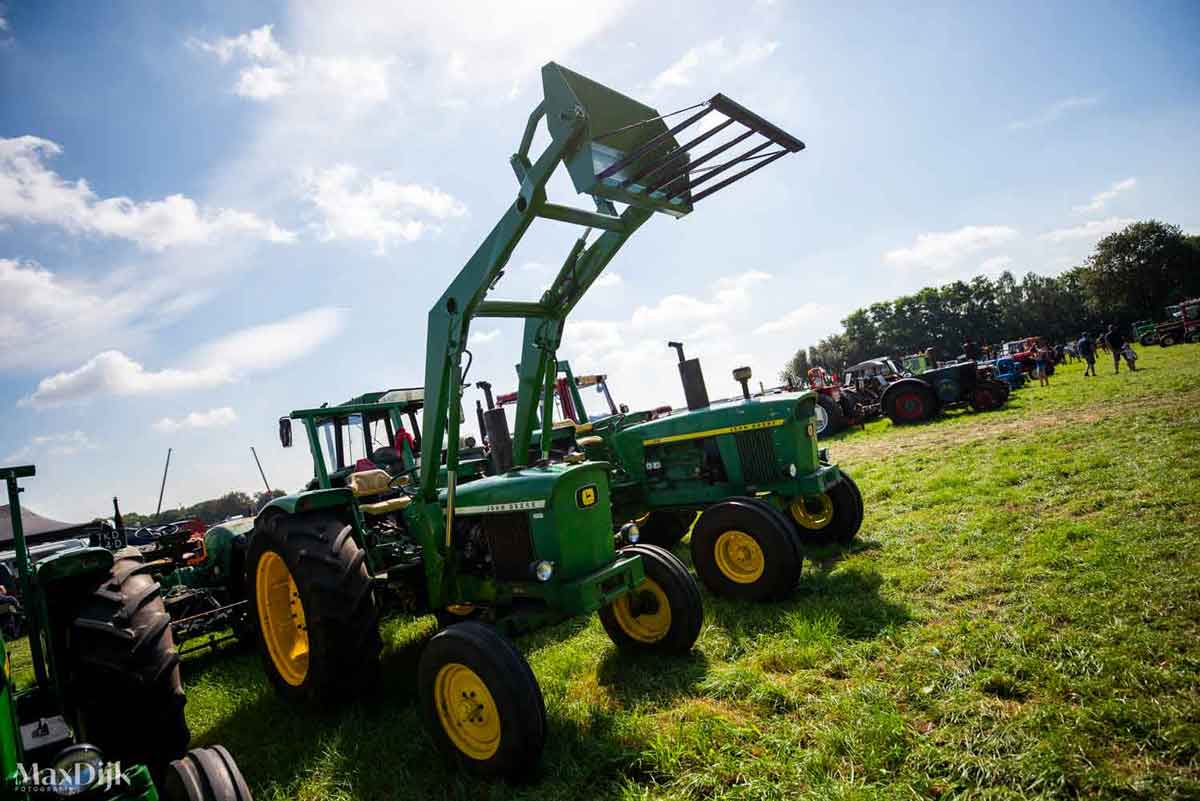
[483,512,535,581]
[735,428,779,484]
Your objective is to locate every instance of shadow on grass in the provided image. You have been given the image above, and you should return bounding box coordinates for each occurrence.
[593,648,711,708]
[704,562,912,643]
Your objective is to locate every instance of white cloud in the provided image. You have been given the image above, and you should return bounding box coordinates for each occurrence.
[1073,177,1136,213]
[632,271,770,328]
[0,136,296,250]
[193,24,391,106]
[884,225,1018,271]
[468,328,500,345]
[753,303,833,335]
[1007,95,1099,131]
[4,431,95,463]
[301,165,466,253]
[594,272,623,288]
[0,258,215,371]
[21,307,346,407]
[650,37,780,92]
[153,406,238,433]
[1039,217,1134,243]
[979,255,1013,275]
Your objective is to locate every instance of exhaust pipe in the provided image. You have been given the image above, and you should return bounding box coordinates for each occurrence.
[668,341,710,411]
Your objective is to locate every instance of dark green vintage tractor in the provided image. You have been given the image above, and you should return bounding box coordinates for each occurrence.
[2,465,252,801]
[485,347,864,603]
[245,62,804,779]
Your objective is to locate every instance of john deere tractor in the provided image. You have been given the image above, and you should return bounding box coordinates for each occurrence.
[244,62,803,779]
[2,465,252,801]
[484,344,864,602]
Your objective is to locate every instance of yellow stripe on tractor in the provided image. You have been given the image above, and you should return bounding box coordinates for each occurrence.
[641,418,786,446]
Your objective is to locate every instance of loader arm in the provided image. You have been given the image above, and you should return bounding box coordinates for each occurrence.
[414,62,805,581]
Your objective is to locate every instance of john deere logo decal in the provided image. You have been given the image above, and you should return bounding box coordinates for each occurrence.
[576,484,598,508]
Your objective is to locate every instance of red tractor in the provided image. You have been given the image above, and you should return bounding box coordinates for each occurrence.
[1155,298,1200,346]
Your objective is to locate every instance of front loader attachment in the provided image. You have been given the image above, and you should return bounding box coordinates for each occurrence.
[542,62,805,217]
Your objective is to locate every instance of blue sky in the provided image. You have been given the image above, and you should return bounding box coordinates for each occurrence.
[1,1,1197,520]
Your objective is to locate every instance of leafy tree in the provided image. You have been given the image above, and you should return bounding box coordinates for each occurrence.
[1079,221,1200,320]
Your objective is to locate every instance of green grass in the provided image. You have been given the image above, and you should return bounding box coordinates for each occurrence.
[18,346,1200,799]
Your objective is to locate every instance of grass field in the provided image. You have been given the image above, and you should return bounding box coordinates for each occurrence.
[15,345,1200,799]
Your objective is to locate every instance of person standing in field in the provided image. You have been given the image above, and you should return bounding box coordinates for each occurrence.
[1036,343,1052,386]
[1105,324,1126,373]
[1121,341,1139,371]
[1078,332,1097,377]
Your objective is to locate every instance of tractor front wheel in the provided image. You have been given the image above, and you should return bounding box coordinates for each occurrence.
[691,499,802,601]
[246,512,381,703]
[815,394,845,438]
[67,547,189,771]
[788,473,864,546]
[418,621,545,780]
[634,509,695,549]
[1160,333,1177,347]
[600,544,703,654]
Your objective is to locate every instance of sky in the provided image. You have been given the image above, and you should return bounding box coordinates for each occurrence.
[1,0,1198,520]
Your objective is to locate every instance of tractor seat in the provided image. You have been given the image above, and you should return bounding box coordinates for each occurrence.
[349,469,394,498]
[575,422,594,434]
[553,419,576,430]
[360,496,413,516]
[577,435,604,447]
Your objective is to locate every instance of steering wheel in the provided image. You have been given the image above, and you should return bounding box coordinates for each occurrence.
[388,464,421,494]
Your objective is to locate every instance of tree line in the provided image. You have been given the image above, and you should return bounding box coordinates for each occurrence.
[783,220,1200,381]
[121,489,286,527]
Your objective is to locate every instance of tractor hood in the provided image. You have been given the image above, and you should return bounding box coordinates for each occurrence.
[443,460,611,515]
[621,390,816,445]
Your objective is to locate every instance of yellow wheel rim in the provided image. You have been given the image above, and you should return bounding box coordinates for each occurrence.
[255,551,309,687]
[790,494,834,530]
[434,663,501,760]
[713,530,765,583]
[611,578,672,643]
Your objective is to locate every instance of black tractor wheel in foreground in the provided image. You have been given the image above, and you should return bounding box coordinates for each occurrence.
[68,548,190,771]
[600,543,703,654]
[634,509,695,550]
[814,394,846,438]
[1160,332,1178,347]
[787,473,864,547]
[418,621,546,780]
[885,380,936,425]
[691,499,802,601]
[246,512,382,703]
[163,746,254,801]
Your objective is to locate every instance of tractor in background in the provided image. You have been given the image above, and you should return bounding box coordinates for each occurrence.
[2,464,253,801]
[245,61,803,779]
[1154,298,1200,346]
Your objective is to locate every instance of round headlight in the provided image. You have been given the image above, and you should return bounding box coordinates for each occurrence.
[533,560,555,582]
[619,522,640,544]
[788,463,798,478]
[49,745,105,797]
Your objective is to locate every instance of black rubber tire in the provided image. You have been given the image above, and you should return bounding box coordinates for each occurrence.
[884,380,936,425]
[246,512,381,703]
[599,543,703,655]
[68,547,189,771]
[1160,333,1177,347]
[418,621,545,780]
[163,745,253,801]
[815,394,845,438]
[635,509,695,550]
[691,499,802,601]
[1139,333,1156,347]
[787,473,864,547]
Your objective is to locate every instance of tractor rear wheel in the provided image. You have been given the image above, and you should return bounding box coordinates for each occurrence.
[600,544,703,654]
[787,473,864,546]
[634,509,695,549]
[815,394,845,438]
[163,746,252,801]
[1160,332,1177,347]
[418,621,545,780]
[691,499,802,601]
[246,512,381,703]
[67,547,189,771]
[969,381,1004,411]
[885,383,935,424]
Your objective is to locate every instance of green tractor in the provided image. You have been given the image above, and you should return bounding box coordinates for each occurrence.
[2,465,252,801]
[484,346,864,602]
[245,62,803,778]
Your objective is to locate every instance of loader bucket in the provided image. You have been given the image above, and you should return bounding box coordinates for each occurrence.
[542,62,805,218]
